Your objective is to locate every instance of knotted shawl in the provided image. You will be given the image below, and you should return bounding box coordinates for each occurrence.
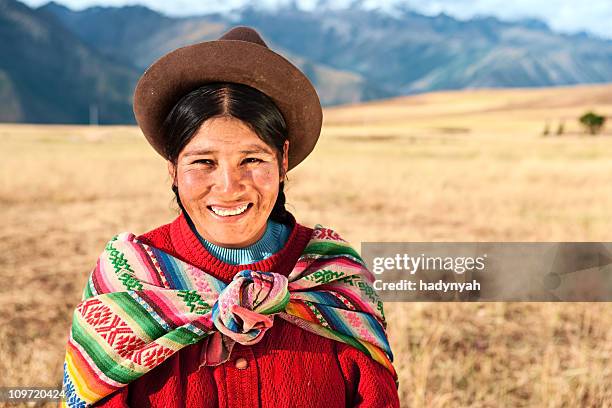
[61,225,396,407]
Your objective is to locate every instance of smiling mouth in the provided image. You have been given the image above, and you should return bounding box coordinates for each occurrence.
[207,203,253,217]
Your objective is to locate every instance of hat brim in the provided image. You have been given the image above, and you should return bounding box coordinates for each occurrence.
[133,39,322,170]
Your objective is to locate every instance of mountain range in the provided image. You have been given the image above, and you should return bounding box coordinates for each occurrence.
[1,0,612,124]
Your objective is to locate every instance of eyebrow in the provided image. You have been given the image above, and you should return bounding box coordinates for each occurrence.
[240,145,274,154]
[183,149,215,157]
[183,144,274,157]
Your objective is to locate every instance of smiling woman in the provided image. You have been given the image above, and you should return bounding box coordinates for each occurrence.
[60,26,399,408]
[164,83,290,249]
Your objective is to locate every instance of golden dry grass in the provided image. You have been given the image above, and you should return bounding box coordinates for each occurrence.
[1,84,611,407]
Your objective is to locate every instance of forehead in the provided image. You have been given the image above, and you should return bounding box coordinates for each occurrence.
[181,116,273,155]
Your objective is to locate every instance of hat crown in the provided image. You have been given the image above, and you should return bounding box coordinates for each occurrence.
[219,26,268,48]
[134,25,322,170]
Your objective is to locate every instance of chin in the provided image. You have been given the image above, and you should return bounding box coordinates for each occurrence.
[190,206,269,247]
[213,235,254,248]
[205,224,260,248]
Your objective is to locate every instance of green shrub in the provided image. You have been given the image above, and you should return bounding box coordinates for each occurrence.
[579,112,606,135]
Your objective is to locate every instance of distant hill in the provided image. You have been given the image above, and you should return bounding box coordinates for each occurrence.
[2,0,612,124]
[39,1,390,106]
[235,5,612,94]
[0,0,138,124]
[324,83,612,137]
[40,2,612,94]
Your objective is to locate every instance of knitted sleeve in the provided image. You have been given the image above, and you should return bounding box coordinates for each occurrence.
[336,342,400,408]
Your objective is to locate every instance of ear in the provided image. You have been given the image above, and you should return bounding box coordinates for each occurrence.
[167,161,177,186]
[281,140,289,180]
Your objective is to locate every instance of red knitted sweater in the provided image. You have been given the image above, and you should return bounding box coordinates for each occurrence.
[92,213,400,408]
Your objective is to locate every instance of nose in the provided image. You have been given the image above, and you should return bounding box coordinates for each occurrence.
[212,164,244,196]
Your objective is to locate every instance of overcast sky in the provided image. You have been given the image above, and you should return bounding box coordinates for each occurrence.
[23,0,612,40]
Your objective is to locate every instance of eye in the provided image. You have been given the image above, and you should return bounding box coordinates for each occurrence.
[242,157,263,164]
[191,159,214,166]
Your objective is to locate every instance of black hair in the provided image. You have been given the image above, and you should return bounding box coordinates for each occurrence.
[162,82,291,225]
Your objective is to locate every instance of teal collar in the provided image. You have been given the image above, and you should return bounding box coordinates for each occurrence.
[184,214,292,265]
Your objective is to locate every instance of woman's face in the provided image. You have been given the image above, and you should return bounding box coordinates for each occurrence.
[169,116,289,248]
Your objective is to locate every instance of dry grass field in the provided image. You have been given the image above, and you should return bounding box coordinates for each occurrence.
[1,83,611,407]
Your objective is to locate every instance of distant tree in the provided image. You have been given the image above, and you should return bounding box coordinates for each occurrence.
[541,121,550,136]
[556,121,564,136]
[579,111,606,135]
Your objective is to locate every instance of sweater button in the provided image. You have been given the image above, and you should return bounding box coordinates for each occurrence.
[234,357,248,370]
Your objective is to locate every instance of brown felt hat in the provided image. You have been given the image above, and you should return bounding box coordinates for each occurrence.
[133,26,322,170]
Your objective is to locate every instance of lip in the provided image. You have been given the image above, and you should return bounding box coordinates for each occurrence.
[207,202,253,221]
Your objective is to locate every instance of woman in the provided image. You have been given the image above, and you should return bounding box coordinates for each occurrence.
[62,26,399,408]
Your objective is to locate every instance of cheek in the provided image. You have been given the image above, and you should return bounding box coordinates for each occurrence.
[251,166,280,202]
[179,171,211,199]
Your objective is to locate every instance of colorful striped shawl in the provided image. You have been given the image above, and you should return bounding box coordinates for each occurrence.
[61,225,397,407]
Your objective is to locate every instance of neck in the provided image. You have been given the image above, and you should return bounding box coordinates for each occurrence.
[184,213,292,265]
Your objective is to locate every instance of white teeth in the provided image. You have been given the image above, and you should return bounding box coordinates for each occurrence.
[210,203,249,217]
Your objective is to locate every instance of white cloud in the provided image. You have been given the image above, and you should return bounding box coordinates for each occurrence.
[22,0,612,39]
